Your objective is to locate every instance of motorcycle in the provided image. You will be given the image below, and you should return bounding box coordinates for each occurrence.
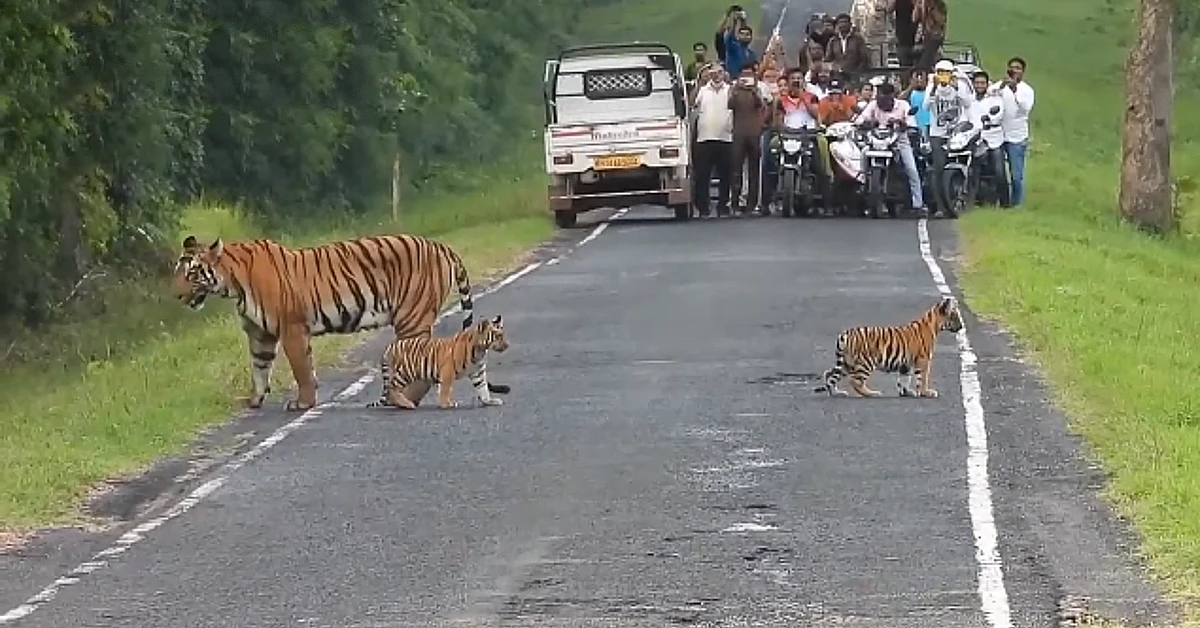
[861,105,922,219]
[826,120,864,216]
[771,127,828,217]
[942,104,1002,218]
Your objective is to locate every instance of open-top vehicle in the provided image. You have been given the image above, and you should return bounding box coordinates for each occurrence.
[542,42,692,228]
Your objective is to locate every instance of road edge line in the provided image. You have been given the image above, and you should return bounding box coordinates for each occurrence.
[0,213,622,624]
[917,218,1013,628]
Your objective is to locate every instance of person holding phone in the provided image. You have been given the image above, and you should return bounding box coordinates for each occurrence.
[715,5,747,65]
[996,56,1035,207]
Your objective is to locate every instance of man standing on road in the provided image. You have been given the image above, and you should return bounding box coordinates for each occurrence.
[824,13,869,76]
[729,62,768,217]
[996,56,1035,207]
[970,70,1008,207]
[692,66,734,218]
[922,59,972,217]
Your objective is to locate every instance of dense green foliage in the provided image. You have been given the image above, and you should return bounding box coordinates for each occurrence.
[0,0,587,325]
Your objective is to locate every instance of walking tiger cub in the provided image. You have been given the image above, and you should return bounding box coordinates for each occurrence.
[813,296,964,398]
[368,314,509,410]
[171,234,509,412]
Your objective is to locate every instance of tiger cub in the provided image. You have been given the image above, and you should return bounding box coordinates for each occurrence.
[813,296,964,398]
[368,315,509,410]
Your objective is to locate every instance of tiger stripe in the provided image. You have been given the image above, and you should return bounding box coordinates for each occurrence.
[172,234,510,412]
[813,296,964,398]
[367,315,509,410]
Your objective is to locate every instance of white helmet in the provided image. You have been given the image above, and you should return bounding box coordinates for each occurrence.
[933,59,955,72]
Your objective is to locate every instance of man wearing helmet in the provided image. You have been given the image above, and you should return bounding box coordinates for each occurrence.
[921,59,973,217]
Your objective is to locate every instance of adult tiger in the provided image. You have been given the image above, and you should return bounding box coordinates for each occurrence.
[172,234,511,411]
[813,296,964,398]
[367,314,509,410]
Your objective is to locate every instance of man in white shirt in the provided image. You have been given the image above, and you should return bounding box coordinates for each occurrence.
[922,59,973,217]
[969,71,1007,206]
[995,56,1034,207]
[691,66,734,217]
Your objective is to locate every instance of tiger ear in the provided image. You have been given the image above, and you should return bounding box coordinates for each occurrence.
[491,315,502,325]
[182,235,198,254]
[205,237,224,261]
[937,296,955,314]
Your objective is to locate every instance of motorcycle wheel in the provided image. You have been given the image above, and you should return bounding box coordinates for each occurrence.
[799,175,816,217]
[781,170,798,218]
[867,168,885,219]
[943,170,972,219]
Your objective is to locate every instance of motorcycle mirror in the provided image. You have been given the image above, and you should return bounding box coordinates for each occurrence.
[988,105,1001,115]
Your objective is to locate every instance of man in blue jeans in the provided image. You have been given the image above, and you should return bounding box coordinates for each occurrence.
[997,56,1035,206]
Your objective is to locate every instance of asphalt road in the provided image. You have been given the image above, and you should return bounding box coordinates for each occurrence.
[0,208,1173,627]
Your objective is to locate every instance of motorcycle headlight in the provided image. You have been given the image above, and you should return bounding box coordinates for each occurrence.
[782,139,802,153]
[947,135,968,151]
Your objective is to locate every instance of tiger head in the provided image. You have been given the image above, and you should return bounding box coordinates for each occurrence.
[474,315,509,353]
[173,235,228,310]
[935,296,964,333]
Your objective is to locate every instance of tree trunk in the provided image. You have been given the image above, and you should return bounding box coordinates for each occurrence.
[1119,0,1175,233]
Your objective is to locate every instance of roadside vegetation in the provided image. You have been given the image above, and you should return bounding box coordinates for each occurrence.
[0,0,748,531]
[954,0,1200,619]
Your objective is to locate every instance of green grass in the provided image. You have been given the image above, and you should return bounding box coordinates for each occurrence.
[0,0,744,532]
[952,0,1200,620]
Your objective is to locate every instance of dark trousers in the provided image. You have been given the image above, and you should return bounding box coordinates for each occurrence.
[973,147,1009,206]
[693,140,732,215]
[914,35,944,71]
[730,133,762,212]
[928,135,949,214]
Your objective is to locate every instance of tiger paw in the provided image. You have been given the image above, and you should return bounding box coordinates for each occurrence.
[898,387,916,398]
[242,395,266,409]
[920,389,940,398]
[438,401,460,409]
[831,389,851,398]
[285,399,316,412]
[481,397,504,407]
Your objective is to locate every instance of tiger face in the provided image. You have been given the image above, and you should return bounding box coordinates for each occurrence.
[937,296,964,333]
[173,235,227,310]
[475,315,509,353]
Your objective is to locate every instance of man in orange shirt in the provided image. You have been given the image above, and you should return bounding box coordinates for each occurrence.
[817,78,858,125]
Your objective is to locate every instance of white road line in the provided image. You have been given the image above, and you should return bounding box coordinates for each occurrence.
[0,216,619,624]
[917,218,1013,628]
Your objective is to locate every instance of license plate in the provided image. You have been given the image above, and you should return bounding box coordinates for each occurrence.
[593,154,642,170]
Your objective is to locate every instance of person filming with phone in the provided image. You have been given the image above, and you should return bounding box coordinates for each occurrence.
[995,56,1034,207]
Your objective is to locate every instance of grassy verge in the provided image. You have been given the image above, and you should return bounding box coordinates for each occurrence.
[0,0,746,532]
[952,0,1200,619]
[0,139,551,530]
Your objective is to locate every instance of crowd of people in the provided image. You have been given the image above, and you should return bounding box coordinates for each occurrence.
[680,3,1035,219]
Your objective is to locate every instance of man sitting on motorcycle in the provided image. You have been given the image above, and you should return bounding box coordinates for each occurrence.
[923,59,974,217]
[770,68,832,214]
[856,82,927,215]
[818,78,858,126]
